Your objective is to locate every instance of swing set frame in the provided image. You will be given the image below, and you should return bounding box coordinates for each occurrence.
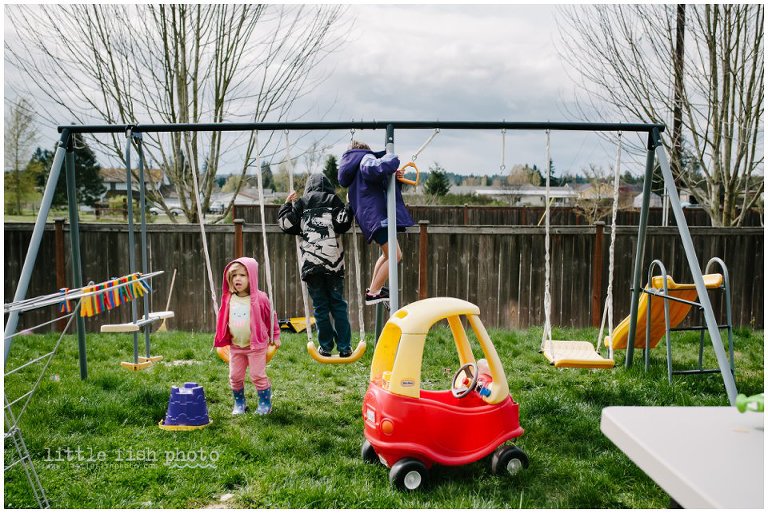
[4,120,739,405]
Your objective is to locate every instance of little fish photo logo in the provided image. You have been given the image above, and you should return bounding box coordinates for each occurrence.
[164,448,220,469]
[41,445,220,470]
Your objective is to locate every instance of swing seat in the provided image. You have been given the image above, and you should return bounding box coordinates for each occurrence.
[101,311,175,333]
[307,340,366,364]
[215,343,278,364]
[541,340,615,369]
[279,316,316,333]
[119,355,164,371]
[120,361,154,371]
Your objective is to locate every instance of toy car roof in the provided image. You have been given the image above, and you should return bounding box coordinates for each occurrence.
[389,297,480,334]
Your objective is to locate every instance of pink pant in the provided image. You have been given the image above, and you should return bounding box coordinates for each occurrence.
[229,345,270,391]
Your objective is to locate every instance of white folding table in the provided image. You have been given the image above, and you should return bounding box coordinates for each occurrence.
[601,406,763,509]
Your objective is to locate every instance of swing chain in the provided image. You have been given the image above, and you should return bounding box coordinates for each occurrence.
[499,128,507,172]
[410,128,440,163]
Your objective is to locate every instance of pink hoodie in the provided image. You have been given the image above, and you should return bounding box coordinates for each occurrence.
[214,257,280,349]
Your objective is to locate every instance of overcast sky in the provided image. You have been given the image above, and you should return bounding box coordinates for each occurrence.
[4,4,651,178]
[292,4,645,177]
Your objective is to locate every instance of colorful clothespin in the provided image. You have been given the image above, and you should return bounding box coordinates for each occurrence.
[93,282,105,315]
[109,278,121,308]
[80,285,94,317]
[58,288,73,314]
[138,274,152,294]
[123,276,135,301]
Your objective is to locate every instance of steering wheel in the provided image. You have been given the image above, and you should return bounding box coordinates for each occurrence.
[451,362,479,399]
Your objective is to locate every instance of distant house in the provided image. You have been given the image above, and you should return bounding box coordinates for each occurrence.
[99,167,169,199]
[633,191,663,208]
[473,185,580,207]
[572,183,641,209]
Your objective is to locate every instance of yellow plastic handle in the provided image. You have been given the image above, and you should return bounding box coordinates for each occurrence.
[397,161,419,186]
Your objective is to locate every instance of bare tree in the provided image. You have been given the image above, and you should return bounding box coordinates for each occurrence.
[507,164,542,187]
[4,97,38,215]
[573,164,615,225]
[302,139,335,176]
[5,5,346,222]
[557,5,764,226]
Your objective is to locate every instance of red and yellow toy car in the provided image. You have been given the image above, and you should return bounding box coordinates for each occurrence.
[362,297,528,490]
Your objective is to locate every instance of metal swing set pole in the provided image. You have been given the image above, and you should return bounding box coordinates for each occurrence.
[4,129,89,379]
[626,129,738,405]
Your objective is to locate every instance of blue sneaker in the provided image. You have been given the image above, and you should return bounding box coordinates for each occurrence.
[256,387,272,415]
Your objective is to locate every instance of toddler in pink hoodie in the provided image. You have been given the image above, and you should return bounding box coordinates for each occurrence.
[214,257,280,415]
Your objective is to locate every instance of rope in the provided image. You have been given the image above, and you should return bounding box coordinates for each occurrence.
[252,130,276,344]
[283,131,314,344]
[410,128,440,162]
[351,221,365,342]
[182,137,219,314]
[541,130,553,358]
[596,132,622,358]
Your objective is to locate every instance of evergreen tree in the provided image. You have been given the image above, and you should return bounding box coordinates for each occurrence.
[423,162,451,196]
[32,135,105,207]
[260,161,274,190]
[322,155,339,189]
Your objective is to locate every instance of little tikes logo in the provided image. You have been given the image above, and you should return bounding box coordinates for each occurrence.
[400,379,415,387]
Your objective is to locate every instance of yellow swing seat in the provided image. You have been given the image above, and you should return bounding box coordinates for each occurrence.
[216,344,278,364]
[307,340,366,364]
[541,340,615,369]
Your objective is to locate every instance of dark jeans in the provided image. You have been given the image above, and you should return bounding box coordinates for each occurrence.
[305,274,351,353]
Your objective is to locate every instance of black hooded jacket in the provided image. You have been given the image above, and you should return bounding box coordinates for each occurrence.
[277,174,353,280]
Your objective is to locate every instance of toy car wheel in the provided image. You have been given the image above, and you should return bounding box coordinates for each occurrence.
[361,439,380,465]
[389,458,428,491]
[491,446,529,476]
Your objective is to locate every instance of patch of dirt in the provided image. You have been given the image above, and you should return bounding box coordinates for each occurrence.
[204,493,234,509]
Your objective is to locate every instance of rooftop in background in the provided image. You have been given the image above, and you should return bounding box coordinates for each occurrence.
[100,167,166,184]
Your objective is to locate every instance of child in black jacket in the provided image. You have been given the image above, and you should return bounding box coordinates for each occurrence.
[277,174,354,357]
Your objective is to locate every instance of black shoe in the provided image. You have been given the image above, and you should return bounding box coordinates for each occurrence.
[318,347,332,357]
[365,288,389,305]
[339,349,352,358]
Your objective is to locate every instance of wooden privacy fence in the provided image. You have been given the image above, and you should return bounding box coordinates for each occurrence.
[234,204,763,227]
[4,222,763,334]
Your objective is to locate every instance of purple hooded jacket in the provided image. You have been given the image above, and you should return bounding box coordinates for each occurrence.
[337,149,414,242]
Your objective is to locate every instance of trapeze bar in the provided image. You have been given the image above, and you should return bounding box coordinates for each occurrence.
[58,120,666,135]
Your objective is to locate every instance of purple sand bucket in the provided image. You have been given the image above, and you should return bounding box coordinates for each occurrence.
[160,382,211,430]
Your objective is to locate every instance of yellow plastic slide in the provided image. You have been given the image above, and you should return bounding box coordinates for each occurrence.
[605,274,723,350]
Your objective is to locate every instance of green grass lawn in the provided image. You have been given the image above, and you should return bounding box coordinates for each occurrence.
[4,324,763,508]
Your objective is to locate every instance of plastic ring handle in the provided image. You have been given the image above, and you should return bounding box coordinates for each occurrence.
[397,161,419,186]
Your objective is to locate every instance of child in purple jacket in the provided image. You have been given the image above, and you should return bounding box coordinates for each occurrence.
[338,141,414,305]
